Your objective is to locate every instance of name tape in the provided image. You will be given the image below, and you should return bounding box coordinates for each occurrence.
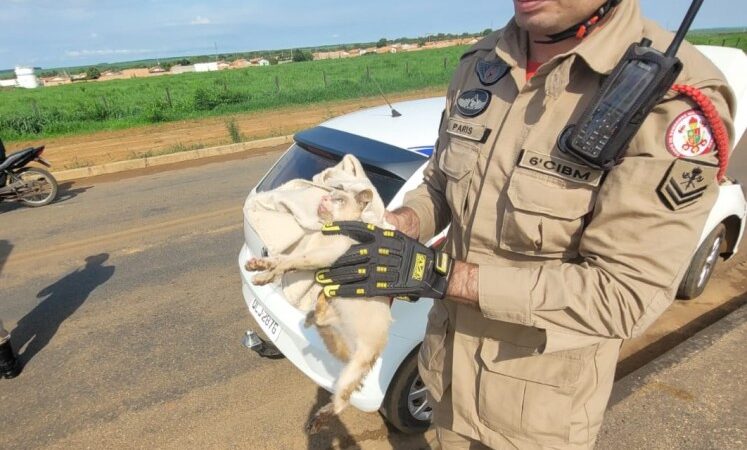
[446,118,488,142]
[518,150,603,187]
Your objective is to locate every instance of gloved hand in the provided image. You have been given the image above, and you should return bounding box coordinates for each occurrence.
[315,221,452,301]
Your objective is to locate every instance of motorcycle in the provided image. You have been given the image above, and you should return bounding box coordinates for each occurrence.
[0,138,58,207]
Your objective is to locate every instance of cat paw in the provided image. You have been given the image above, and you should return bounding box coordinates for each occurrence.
[245,258,275,272]
[252,271,278,286]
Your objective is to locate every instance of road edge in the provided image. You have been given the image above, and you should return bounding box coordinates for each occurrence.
[51,135,294,182]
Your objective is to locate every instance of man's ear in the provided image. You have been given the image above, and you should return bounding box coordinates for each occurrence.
[355,189,373,208]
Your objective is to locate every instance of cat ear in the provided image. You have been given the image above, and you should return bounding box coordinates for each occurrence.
[355,189,373,208]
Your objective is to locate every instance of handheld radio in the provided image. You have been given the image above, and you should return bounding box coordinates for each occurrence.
[558,0,704,169]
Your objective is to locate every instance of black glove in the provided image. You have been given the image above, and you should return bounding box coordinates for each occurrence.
[315,221,452,301]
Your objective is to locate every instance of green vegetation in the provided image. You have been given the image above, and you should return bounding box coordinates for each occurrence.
[226,118,243,143]
[0,45,465,141]
[686,31,746,53]
[2,27,742,143]
[85,67,101,80]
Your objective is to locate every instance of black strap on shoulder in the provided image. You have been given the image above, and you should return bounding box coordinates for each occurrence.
[535,0,622,44]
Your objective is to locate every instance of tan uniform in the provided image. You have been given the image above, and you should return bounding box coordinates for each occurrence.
[403,1,735,448]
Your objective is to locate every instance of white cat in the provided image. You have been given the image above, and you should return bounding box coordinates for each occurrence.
[245,188,392,433]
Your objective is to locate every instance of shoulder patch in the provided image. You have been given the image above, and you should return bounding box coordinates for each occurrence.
[666,109,715,158]
[657,159,717,211]
[456,89,491,118]
[476,58,510,86]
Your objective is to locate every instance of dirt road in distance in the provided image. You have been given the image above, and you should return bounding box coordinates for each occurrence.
[7,88,445,171]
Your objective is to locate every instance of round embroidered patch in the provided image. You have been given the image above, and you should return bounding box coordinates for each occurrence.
[666,109,715,158]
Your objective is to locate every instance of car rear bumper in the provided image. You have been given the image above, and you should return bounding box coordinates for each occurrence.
[238,243,420,413]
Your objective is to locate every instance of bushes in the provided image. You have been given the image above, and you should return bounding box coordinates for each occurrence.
[193,87,249,111]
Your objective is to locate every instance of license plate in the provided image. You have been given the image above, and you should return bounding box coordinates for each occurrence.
[249,297,281,342]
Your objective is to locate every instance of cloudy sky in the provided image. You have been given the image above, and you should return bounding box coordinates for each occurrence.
[0,0,744,69]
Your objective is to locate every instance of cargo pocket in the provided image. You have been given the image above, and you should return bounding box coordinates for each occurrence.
[417,302,451,402]
[438,136,479,221]
[500,168,597,259]
[477,338,586,445]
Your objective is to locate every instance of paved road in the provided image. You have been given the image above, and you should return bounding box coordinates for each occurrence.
[598,305,747,450]
[1,142,745,449]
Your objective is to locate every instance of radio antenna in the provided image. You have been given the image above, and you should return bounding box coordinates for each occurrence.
[371,77,402,117]
[666,0,703,57]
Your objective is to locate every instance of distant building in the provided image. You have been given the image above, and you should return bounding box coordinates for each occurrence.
[312,50,350,60]
[194,62,219,72]
[15,66,39,89]
[149,66,167,74]
[170,65,196,74]
[0,79,16,88]
[247,57,271,66]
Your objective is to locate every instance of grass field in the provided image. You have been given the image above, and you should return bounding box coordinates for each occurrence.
[686,31,746,52]
[1,31,744,144]
[0,46,465,142]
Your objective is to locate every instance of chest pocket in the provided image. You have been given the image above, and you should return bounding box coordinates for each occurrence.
[438,135,480,221]
[500,167,597,259]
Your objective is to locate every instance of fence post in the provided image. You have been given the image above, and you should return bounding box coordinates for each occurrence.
[366,65,371,81]
[164,87,173,108]
[443,57,448,69]
[323,71,328,88]
[721,38,726,46]
[406,61,410,75]
[736,37,741,47]
[275,76,281,94]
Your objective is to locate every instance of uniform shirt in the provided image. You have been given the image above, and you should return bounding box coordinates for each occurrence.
[403,0,735,448]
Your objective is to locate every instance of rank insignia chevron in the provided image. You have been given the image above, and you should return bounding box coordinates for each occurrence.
[657,159,717,211]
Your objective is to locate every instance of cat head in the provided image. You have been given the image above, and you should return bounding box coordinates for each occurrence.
[317,189,373,222]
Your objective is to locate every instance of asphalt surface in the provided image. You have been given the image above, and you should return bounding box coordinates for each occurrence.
[0,147,433,450]
[1,139,746,449]
[598,305,747,450]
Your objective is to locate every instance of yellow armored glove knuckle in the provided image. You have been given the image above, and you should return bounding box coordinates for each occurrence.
[315,269,333,284]
[321,223,341,233]
[323,284,340,298]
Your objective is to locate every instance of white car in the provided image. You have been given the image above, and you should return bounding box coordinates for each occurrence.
[238,46,747,432]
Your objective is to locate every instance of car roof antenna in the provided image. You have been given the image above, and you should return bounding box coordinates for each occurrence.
[371,77,402,117]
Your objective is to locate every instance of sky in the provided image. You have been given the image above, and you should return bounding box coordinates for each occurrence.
[0,0,744,69]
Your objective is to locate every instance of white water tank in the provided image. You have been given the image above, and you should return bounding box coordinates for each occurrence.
[15,66,39,89]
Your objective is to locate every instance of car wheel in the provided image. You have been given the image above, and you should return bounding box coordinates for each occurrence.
[677,224,725,300]
[380,348,432,434]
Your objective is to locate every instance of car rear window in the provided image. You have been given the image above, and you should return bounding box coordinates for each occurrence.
[256,143,406,204]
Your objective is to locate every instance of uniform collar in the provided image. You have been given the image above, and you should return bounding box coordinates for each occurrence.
[572,0,644,74]
[494,0,644,75]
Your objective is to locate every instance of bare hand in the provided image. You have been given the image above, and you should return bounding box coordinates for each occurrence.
[384,207,420,239]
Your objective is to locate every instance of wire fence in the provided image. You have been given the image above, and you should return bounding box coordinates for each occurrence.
[0,48,464,141]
